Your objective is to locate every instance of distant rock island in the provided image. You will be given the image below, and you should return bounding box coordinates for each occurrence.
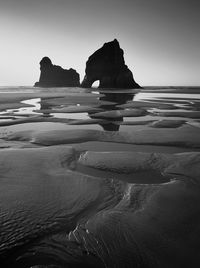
[34,57,80,87]
[34,40,141,88]
[81,39,141,89]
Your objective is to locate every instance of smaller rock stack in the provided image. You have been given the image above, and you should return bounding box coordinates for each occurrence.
[34,57,80,87]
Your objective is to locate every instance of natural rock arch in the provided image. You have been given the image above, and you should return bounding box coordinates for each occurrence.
[81,39,141,89]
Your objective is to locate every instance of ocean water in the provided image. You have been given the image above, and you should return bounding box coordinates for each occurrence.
[0,86,200,267]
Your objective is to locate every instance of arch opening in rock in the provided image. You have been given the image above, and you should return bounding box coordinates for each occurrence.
[81,39,141,89]
[91,80,100,88]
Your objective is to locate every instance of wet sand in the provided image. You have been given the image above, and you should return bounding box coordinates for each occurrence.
[0,86,200,267]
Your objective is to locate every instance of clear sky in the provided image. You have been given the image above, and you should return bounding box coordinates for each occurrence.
[0,0,199,86]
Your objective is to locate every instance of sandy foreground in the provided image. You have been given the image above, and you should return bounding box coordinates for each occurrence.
[0,87,200,267]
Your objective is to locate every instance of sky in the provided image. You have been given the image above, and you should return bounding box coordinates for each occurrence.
[0,0,199,86]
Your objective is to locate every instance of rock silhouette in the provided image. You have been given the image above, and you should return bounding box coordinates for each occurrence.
[81,39,141,89]
[34,57,80,87]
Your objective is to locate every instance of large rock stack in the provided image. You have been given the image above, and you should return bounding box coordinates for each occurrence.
[81,39,140,88]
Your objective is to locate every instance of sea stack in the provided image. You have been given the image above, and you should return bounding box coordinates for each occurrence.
[34,57,80,87]
[81,39,141,89]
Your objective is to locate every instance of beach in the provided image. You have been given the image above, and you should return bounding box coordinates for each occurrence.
[0,86,200,267]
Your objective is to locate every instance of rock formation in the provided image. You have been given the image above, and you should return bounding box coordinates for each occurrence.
[34,57,80,87]
[81,39,141,89]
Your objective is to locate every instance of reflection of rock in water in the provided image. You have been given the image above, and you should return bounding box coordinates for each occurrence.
[38,93,134,129]
[39,98,53,117]
[89,93,134,131]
